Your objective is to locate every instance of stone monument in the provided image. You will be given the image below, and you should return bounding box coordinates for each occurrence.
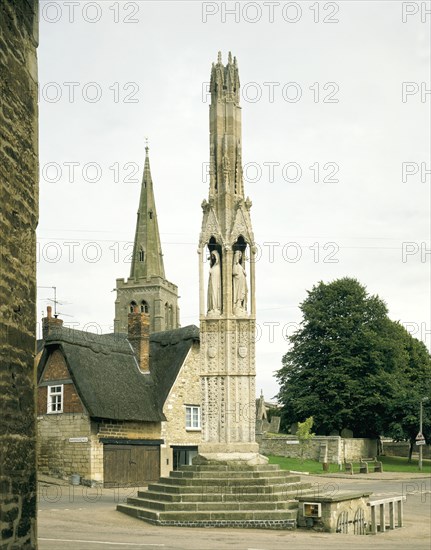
[197,51,266,465]
[117,54,312,528]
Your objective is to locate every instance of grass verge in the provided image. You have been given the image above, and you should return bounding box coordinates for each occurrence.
[267,455,431,474]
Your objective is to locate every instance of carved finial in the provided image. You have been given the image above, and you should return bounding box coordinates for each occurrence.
[145,136,149,155]
[233,56,237,66]
[228,51,232,64]
[217,51,222,64]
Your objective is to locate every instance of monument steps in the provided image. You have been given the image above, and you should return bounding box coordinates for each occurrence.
[141,487,308,503]
[117,505,299,523]
[156,474,296,486]
[170,469,299,479]
[124,497,299,512]
[117,464,313,529]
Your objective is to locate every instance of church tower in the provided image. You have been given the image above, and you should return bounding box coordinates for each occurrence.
[198,52,263,463]
[114,146,179,333]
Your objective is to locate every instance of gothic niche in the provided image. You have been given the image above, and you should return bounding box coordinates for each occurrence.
[207,236,222,315]
[233,236,248,315]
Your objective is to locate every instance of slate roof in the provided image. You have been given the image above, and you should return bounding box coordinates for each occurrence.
[37,325,199,422]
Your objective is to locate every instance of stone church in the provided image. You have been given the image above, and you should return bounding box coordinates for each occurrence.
[114,146,179,334]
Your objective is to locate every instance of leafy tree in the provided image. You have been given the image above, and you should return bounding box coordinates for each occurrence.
[385,325,431,460]
[276,278,431,442]
[296,416,315,462]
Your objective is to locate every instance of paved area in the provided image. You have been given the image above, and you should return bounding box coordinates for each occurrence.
[37,473,431,549]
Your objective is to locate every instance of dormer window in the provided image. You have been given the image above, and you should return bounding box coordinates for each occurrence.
[139,248,145,262]
[148,210,153,220]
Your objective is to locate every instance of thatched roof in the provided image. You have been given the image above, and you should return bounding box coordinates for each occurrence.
[38,325,199,422]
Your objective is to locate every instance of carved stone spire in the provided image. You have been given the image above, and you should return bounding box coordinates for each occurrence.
[197,53,262,464]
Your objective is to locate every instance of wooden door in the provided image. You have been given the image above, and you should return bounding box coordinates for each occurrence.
[129,446,160,485]
[103,444,160,487]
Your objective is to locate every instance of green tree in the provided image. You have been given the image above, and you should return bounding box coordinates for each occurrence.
[385,325,431,460]
[276,278,431,441]
[296,416,315,462]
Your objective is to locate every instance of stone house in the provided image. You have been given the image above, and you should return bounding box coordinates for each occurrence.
[37,307,201,486]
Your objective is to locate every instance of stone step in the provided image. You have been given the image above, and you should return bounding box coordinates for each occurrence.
[147,481,310,495]
[125,497,298,512]
[158,475,295,486]
[140,485,311,503]
[170,470,301,481]
[180,464,280,472]
[117,504,298,524]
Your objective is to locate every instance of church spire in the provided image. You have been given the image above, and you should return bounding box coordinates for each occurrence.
[130,145,165,280]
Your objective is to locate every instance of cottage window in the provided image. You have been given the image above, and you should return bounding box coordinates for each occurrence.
[47,385,63,413]
[185,406,201,430]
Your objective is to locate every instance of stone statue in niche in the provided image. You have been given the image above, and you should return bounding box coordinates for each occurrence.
[233,250,247,314]
[207,249,221,314]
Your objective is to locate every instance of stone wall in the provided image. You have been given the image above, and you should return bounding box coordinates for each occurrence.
[343,438,378,461]
[382,440,431,459]
[297,492,371,533]
[37,414,92,480]
[0,0,39,548]
[37,414,163,484]
[257,435,377,464]
[161,343,202,476]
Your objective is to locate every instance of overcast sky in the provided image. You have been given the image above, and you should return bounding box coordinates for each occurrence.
[37,1,430,400]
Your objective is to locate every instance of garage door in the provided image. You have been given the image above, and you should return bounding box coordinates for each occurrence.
[103,444,160,487]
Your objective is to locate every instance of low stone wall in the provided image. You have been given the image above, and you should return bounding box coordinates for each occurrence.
[382,440,430,459]
[343,438,378,461]
[257,435,377,464]
[297,492,371,533]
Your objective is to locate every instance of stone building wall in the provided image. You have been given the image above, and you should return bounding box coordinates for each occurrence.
[37,414,92,480]
[161,343,202,476]
[37,414,162,483]
[0,0,39,548]
[97,420,161,439]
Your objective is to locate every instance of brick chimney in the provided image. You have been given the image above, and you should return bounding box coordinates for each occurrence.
[42,306,63,340]
[128,306,150,373]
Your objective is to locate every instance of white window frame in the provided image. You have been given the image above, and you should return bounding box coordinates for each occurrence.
[185,405,201,430]
[47,384,63,413]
